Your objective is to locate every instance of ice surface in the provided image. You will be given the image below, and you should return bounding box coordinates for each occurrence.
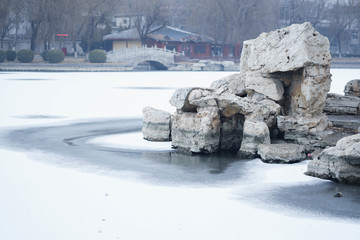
[1,70,360,240]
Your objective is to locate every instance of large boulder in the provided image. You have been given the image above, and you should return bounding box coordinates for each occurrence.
[239,120,270,157]
[171,107,221,153]
[258,143,306,163]
[306,134,360,184]
[344,79,360,98]
[324,93,360,115]
[142,107,171,141]
[169,87,198,112]
[239,22,330,74]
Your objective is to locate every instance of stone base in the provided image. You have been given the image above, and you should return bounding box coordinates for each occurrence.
[258,143,306,163]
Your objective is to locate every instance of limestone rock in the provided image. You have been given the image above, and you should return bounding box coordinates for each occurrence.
[209,74,246,96]
[247,99,281,127]
[188,88,217,108]
[142,107,171,141]
[244,73,284,101]
[217,94,254,117]
[306,134,360,184]
[239,22,330,75]
[344,79,360,98]
[258,143,306,163]
[169,87,198,112]
[239,120,270,157]
[324,93,360,115]
[171,107,221,153]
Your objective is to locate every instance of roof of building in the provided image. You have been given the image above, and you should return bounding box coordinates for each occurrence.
[103,26,214,43]
[148,26,214,43]
[103,28,140,41]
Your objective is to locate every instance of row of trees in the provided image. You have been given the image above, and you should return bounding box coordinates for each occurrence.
[1,0,360,55]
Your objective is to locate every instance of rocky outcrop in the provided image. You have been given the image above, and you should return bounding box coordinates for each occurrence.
[306,134,360,184]
[344,79,360,98]
[324,93,360,115]
[258,143,306,163]
[238,120,270,157]
[142,107,171,141]
[143,22,333,157]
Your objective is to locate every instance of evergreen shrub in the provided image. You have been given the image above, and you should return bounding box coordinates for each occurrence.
[41,50,49,61]
[89,49,106,63]
[17,49,34,63]
[46,49,65,63]
[0,50,5,62]
[5,50,16,61]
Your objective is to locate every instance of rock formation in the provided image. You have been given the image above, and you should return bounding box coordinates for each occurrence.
[306,134,360,184]
[344,79,360,98]
[142,22,333,161]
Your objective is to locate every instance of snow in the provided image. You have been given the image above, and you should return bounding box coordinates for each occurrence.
[1,70,360,240]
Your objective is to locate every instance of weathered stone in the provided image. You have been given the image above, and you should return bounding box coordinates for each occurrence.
[306,134,360,184]
[344,79,360,98]
[169,87,198,112]
[258,143,306,163]
[244,73,284,101]
[188,88,217,108]
[142,107,171,141]
[217,94,254,117]
[239,120,270,157]
[239,22,330,75]
[247,99,281,127]
[210,74,246,96]
[283,65,331,117]
[171,107,221,153]
[324,93,360,115]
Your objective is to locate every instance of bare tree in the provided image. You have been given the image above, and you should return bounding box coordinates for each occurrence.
[128,0,164,45]
[328,0,359,57]
[0,0,13,48]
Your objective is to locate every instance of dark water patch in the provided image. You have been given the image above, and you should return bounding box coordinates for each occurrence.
[14,114,65,119]
[239,181,360,221]
[114,86,177,90]
[0,118,245,186]
[5,78,55,81]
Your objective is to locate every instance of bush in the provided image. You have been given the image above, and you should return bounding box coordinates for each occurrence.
[0,50,5,63]
[5,50,16,61]
[46,49,65,63]
[41,50,49,61]
[17,49,34,63]
[89,49,106,63]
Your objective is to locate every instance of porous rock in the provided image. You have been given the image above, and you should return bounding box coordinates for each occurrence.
[258,143,306,163]
[171,107,221,153]
[344,79,360,98]
[306,134,360,184]
[239,120,270,157]
[169,87,198,112]
[142,107,171,141]
[324,93,360,115]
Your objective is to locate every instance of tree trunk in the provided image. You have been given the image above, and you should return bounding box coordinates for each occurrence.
[337,36,342,58]
[30,21,39,51]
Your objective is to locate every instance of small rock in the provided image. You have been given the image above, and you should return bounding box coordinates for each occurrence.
[333,192,343,198]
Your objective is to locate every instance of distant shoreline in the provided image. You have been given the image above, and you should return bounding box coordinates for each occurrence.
[1,57,359,72]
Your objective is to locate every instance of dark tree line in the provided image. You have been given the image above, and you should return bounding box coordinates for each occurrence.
[1,0,360,55]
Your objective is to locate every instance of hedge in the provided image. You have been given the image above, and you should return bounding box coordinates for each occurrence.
[46,49,65,63]
[0,50,5,62]
[41,50,49,61]
[5,50,16,61]
[17,49,34,63]
[89,49,106,63]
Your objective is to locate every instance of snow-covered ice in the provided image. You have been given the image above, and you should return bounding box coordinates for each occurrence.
[0,70,360,240]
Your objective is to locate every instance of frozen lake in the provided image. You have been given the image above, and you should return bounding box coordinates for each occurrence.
[0,70,360,240]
